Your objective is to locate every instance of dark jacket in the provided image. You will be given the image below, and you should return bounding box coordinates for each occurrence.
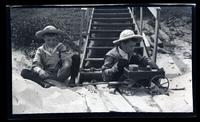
[101,46,158,81]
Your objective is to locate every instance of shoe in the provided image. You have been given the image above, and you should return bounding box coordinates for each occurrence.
[68,78,75,87]
[42,82,53,88]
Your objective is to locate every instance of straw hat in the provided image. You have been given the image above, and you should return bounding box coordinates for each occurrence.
[113,29,143,44]
[35,25,65,39]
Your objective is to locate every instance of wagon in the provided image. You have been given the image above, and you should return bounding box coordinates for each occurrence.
[115,65,170,95]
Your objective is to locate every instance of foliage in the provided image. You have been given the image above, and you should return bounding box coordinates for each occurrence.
[10,7,90,58]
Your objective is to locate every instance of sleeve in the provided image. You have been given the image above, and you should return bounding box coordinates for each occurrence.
[102,56,119,81]
[137,55,159,69]
[32,48,44,73]
[57,43,72,66]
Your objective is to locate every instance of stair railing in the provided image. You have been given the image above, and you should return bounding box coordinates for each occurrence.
[128,7,150,58]
[77,8,94,84]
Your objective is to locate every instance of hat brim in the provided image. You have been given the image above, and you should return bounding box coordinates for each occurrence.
[113,35,143,44]
[35,29,65,39]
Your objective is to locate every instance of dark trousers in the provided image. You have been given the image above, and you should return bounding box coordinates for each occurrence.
[21,54,80,88]
[21,69,51,88]
[70,54,80,79]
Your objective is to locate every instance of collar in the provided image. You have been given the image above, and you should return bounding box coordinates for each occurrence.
[117,46,128,60]
[43,43,62,56]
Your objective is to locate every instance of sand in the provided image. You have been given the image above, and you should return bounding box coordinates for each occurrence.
[12,47,193,113]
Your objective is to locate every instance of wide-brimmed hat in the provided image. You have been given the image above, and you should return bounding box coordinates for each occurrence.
[35,25,65,39]
[113,29,143,44]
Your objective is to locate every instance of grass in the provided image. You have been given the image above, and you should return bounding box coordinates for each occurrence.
[10,7,90,58]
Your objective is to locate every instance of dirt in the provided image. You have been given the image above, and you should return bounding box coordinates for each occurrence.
[140,7,193,112]
[12,46,193,113]
[142,9,192,61]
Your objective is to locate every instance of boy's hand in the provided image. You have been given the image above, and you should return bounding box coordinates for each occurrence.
[39,70,50,79]
[148,62,159,69]
[117,59,129,70]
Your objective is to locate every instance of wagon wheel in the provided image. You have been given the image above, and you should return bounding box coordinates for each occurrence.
[150,75,170,92]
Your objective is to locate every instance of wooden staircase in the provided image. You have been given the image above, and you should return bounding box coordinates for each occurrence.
[78,7,149,83]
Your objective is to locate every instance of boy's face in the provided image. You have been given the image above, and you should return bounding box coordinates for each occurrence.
[121,38,141,54]
[43,33,58,47]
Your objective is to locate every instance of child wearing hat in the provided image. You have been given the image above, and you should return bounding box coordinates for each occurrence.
[21,25,80,88]
[102,29,158,82]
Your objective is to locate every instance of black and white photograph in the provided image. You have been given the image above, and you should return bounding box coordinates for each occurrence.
[9,4,195,115]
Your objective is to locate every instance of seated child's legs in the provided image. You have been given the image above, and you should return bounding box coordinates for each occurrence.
[70,54,80,79]
[68,54,80,86]
[21,69,52,88]
[57,62,71,82]
[57,54,80,86]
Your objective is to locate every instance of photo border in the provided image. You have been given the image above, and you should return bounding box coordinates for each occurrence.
[5,2,198,120]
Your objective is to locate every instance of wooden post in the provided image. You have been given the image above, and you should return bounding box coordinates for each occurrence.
[79,10,84,48]
[152,8,160,63]
[139,7,143,35]
[77,8,94,84]
[132,7,134,15]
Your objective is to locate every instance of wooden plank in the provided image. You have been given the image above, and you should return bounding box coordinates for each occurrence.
[90,30,123,33]
[87,47,113,49]
[94,8,128,10]
[93,18,132,20]
[171,55,189,74]
[80,71,101,75]
[118,89,162,112]
[128,7,140,37]
[142,32,151,57]
[92,23,134,26]
[96,85,136,112]
[147,7,161,18]
[75,86,109,112]
[93,13,130,18]
[89,37,118,41]
[93,13,130,15]
[94,9,128,13]
[94,9,128,11]
[142,32,151,48]
[77,8,94,84]
[84,58,104,61]
[153,73,193,112]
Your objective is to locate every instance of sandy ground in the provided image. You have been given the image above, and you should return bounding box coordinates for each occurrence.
[12,47,193,113]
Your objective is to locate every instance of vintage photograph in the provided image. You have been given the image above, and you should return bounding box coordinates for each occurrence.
[10,5,193,114]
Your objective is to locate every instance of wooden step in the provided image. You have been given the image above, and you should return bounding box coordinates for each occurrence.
[93,13,130,15]
[93,18,132,21]
[93,13,130,18]
[90,30,122,33]
[88,37,119,41]
[88,38,118,42]
[91,23,135,31]
[90,30,122,37]
[92,18,132,23]
[84,58,104,61]
[80,71,103,82]
[87,47,113,50]
[94,9,128,13]
[80,71,102,75]
[92,23,134,27]
[94,7,128,10]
